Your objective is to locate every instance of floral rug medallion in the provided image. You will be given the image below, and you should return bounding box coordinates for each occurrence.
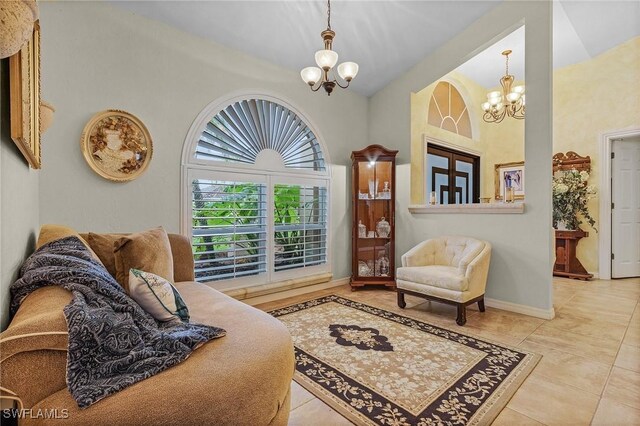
[270,295,540,426]
[329,324,394,352]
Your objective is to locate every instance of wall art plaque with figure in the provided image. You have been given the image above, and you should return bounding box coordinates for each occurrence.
[81,110,153,182]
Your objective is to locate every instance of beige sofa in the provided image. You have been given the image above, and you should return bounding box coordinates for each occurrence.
[0,232,294,425]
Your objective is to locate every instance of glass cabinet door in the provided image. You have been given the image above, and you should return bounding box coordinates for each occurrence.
[355,161,393,278]
[351,144,397,289]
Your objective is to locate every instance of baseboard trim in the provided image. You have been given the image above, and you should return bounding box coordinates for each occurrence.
[588,271,600,279]
[240,277,350,306]
[484,297,555,320]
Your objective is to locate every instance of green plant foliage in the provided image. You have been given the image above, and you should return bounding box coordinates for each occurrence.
[192,181,324,279]
[552,169,597,231]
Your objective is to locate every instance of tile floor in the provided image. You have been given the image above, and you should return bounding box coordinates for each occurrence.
[255,277,640,425]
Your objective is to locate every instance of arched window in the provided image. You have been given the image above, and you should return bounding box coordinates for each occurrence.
[182,95,330,290]
[427,81,473,139]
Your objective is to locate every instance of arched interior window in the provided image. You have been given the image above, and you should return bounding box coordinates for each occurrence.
[427,81,473,139]
[183,96,330,290]
[196,98,326,171]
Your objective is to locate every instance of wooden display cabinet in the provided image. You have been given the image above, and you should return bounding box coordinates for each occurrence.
[350,145,398,290]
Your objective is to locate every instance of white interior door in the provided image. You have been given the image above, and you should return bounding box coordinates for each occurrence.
[612,137,640,278]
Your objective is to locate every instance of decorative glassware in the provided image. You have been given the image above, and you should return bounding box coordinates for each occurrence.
[376,217,390,238]
[366,260,375,275]
[358,220,366,238]
[368,179,378,199]
[358,261,371,277]
[429,191,437,205]
[376,253,390,277]
[505,186,515,203]
[381,181,390,199]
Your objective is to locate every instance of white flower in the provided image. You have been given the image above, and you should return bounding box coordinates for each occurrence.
[580,171,589,182]
[556,183,569,194]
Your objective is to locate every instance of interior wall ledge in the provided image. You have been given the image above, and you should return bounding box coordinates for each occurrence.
[408,203,525,214]
[221,272,333,301]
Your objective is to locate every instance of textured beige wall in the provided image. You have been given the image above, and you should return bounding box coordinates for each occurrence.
[0,60,40,330]
[410,70,524,204]
[553,36,640,275]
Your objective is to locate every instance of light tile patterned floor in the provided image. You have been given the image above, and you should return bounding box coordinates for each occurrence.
[255,277,640,425]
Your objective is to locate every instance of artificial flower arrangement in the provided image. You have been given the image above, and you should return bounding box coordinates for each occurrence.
[552,168,597,231]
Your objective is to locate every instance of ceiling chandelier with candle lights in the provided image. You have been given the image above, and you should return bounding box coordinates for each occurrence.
[300,0,359,96]
[481,50,525,123]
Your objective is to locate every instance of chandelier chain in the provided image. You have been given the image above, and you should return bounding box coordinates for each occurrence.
[505,54,509,75]
[327,0,331,29]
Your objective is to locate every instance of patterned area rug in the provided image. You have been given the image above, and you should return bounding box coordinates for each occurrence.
[270,295,540,426]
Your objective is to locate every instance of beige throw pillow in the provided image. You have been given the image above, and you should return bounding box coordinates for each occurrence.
[37,224,104,266]
[113,227,174,293]
[129,269,189,322]
[86,232,124,278]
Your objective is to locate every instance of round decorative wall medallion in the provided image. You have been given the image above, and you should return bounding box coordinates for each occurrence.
[80,110,153,182]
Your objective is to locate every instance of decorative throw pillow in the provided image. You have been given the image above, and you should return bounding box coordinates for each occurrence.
[113,227,174,293]
[37,224,104,266]
[86,232,125,278]
[128,269,189,322]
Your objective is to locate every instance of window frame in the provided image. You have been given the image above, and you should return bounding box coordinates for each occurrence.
[181,91,332,291]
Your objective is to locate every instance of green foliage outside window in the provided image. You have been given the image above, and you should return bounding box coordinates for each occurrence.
[192,181,324,280]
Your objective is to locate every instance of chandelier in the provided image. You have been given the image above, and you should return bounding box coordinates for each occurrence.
[300,0,359,95]
[481,50,525,123]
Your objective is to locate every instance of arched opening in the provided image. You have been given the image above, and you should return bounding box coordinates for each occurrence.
[182,93,331,290]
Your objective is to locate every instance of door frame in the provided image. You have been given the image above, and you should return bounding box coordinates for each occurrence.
[598,126,640,279]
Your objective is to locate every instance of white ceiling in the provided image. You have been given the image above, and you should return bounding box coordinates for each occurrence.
[455,1,639,89]
[112,0,640,96]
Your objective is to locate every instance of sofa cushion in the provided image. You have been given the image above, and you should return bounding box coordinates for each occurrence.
[0,286,71,408]
[113,227,174,293]
[84,232,195,283]
[396,265,468,291]
[37,224,103,267]
[129,269,189,322]
[85,232,123,278]
[30,282,294,426]
[167,234,196,283]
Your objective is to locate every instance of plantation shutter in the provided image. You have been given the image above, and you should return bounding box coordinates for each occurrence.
[273,183,328,272]
[195,99,326,171]
[192,178,267,282]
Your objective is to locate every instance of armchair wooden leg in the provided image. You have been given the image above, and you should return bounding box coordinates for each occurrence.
[456,305,466,326]
[478,298,486,312]
[397,291,406,309]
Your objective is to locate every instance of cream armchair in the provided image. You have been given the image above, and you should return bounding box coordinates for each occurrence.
[396,236,492,325]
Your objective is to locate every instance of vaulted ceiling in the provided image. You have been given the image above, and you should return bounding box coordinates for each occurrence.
[113,1,640,96]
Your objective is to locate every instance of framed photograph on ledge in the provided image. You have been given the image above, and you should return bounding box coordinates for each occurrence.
[495,161,525,200]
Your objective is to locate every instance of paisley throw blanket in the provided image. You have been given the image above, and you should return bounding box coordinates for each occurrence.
[10,237,226,409]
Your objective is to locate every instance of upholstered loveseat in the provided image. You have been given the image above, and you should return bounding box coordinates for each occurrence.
[0,229,294,425]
